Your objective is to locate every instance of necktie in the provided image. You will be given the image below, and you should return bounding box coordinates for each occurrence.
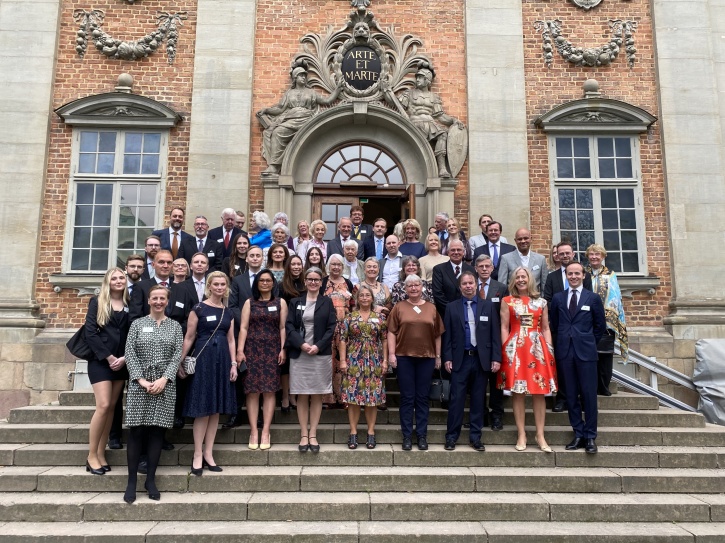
[196,281,203,302]
[483,281,488,298]
[563,270,569,290]
[224,230,230,249]
[467,300,477,347]
[342,237,348,244]
[455,265,460,277]
[171,232,178,259]
[376,239,382,260]
[354,226,360,240]
[198,239,204,252]
[492,244,499,267]
[569,289,578,316]
[160,281,168,287]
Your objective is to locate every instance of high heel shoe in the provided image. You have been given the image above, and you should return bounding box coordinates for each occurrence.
[190,460,203,476]
[86,461,105,476]
[259,434,271,450]
[101,465,111,472]
[202,457,223,472]
[123,484,136,504]
[144,480,160,501]
[248,434,259,450]
[309,435,320,453]
[536,437,553,453]
[298,435,309,453]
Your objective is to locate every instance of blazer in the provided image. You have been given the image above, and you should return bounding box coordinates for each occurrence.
[84,296,130,362]
[543,266,593,303]
[442,297,501,372]
[497,251,549,292]
[550,288,606,363]
[326,237,347,261]
[341,258,365,284]
[140,258,154,281]
[472,242,516,281]
[285,295,337,359]
[478,278,509,316]
[352,223,373,241]
[177,236,223,272]
[151,228,193,253]
[362,236,388,261]
[208,225,243,260]
[229,272,255,325]
[431,260,475,316]
[180,276,208,305]
[128,278,194,336]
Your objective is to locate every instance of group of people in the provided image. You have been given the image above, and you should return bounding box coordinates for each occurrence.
[80,204,629,503]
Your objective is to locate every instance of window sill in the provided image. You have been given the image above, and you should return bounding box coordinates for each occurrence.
[618,276,660,298]
[49,274,103,296]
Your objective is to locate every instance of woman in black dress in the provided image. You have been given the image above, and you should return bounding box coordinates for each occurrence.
[84,267,130,475]
[279,255,306,411]
[237,270,288,449]
[180,271,238,475]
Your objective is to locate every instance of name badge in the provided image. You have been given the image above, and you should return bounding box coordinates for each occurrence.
[370,318,379,323]
[413,306,422,314]
[361,229,367,234]
[123,307,129,313]
[208,252,215,257]
[234,265,240,270]
[491,297,500,303]
[533,265,540,271]
[207,315,217,322]
[268,306,278,312]
[297,305,306,310]
[480,316,489,322]
[142,327,154,333]
[217,238,224,243]
[581,305,590,311]
[175,301,184,309]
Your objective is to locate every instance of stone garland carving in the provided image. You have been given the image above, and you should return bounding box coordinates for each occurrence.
[73,9,187,64]
[570,0,603,9]
[534,19,637,68]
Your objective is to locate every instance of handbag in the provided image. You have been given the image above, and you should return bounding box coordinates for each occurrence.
[183,307,225,375]
[430,369,451,403]
[66,325,92,360]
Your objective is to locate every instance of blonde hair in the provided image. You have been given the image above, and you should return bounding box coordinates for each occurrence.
[309,219,327,236]
[402,218,422,240]
[96,267,128,327]
[204,271,230,301]
[507,266,540,299]
[585,243,608,259]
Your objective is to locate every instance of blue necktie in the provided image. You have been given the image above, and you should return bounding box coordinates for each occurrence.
[492,244,499,267]
[376,238,382,260]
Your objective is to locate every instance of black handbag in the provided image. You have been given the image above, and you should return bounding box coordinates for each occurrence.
[66,326,92,360]
[430,369,451,403]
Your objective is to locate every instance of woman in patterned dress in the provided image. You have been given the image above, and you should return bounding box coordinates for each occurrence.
[499,266,557,453]
[123,284,183,503]
[339,284,388,449]
[181,271,238,475]
[390,256,434,305]
[361,257,391,316]
[237,270,288,450]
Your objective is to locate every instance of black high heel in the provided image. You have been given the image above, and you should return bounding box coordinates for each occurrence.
[202,457,223,472]
[144,480,160,501]
[123,483,136,504]
[101,465,111,472]
[190,460,203,476]
[85,461,105,476]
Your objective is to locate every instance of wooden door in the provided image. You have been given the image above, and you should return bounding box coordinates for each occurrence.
[312,196,358,241]
[400,184,416,221]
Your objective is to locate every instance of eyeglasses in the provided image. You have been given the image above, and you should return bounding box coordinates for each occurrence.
[257,278,273,283]
[306,278,322,283]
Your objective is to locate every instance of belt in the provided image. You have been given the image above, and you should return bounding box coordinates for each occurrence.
[464,349,478,357]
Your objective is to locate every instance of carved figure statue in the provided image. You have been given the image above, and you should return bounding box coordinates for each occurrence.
[385,67,464,178]
[257,67,343,175]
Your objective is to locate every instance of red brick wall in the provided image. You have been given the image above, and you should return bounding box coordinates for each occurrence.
[522,0,671,326]
[37,0,197,327]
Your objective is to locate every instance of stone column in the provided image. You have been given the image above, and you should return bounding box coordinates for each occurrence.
[465,0,530,229]
[186,0,256,220]
[0,0,61,413]
[655,0,725,338]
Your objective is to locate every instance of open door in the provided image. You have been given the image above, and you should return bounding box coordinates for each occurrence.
[400,184,415,221]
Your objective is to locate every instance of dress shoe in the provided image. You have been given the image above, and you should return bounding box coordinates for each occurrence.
[108,438,123,450]
[162,439,174,451]
[469,440,486,452]
[598,389,612,397]
[298,436,309,453]
[552,402,567,413]
[565,437,586,450]
[366,434,376,449]
[222,414,243,428]
[202,457,223,472]
[444,439,456,451]
[190,461,203,476]
[417,436,428,451]
[85,461,105,476]
[402,437,413,451]
[309,436,320,453]
[585,438,598,454]
[463,423,471,429]
[377,403,388,411]
[144,480,160,501]
[137,459,148,475]
[173,417,185,429]
[101,465,111,472]
[123,484,136,504]
[491,418,503,431]
[535,437,553,453]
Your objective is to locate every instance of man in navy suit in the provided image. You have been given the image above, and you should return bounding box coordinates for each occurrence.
[442,271,501,451]
[177,216,223,272]
[472,222,516,281]
[550,261,606,454]
[152,206,193,260]
[362,218,388,260]
[350,205,373,243]
[208,208,243,260]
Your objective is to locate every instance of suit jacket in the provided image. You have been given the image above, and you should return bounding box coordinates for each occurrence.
[472,242,516,281]
[208,226,243,260]
[285,295,337,359]
[497,251,549,292]
[550,288,606,363]
[543,267,593,303]
[341,258,365,285]
[181,276,208,305]
[362,236,388,261]
[140,257,154,281]
[326,237,347,261]
[352,223,373,241]
[84,296,130,362]
[229,272,255,327]
[128,278,194,336]
[442,297,502,372]
[177,236,223,272]
[479,278,509,316]
[151,228,193,253]
[431,261,475,316]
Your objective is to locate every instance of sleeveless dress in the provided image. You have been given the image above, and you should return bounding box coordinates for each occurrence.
[243,298,282,394]
[498,295,558,396]
[324,280,354,404]
[182,304,237,417]
[289,302,333,395]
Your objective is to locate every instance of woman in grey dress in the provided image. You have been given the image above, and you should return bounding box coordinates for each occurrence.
[123,284,183,504]
[285,267,337,453]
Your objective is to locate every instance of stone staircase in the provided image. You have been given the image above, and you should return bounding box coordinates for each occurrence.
[1,380,724,542]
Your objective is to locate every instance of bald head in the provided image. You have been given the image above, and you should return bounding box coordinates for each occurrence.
[514,228,532,254]
[448,239,465,264]
[385,235,400,256]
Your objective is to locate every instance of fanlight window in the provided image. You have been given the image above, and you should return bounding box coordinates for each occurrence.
[316,144,404,185]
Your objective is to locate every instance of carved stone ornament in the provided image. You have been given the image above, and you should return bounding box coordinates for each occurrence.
[73,9,187,64]
[534,19,637,68]
[570,0,603,9]
[257,4,468,178]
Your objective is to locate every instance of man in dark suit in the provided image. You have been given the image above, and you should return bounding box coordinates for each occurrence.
[442,271,501,451]
[180,252,209,305]
[326,216,354,260]
[350,205,373,242]
[152,206,193,260]
[362,218,388,260]
[550,261,606,454]
[472,221,516,281]
[432,239,475,317]
[543,241,593,412]
[177,215,223,272]
[139,235,161,280]
[474,254,509,430]
[208,208,243,260]
[235,210,247,231]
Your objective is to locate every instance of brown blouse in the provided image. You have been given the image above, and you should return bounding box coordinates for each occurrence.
[387,300,444,359]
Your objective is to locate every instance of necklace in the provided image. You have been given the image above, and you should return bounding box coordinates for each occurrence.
[364,280,379,288]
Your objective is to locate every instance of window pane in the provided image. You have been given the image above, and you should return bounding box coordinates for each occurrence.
[361,161,377,176]
[321,205,337,222]
[559,210,576,230]
[599,158,615,178]
[93,205,112,227]
[90,249,109,270]
[557,158,573,178]
[143,133,161,153]
[125,133,143,153]
[123,154,141,175]
[615,138,631,156]
[141,155,159,175]
[347,160,362,174]
[573,138,589,157]
[73,227,91,247]
[578,231,595,251]
[577,210,594,230]
[576,189,593,208]
[118,206,136,227]
[559,189,575,209]
[622,252,640,273]
[601,210,619,229]
[121,184,138,204]
[117,229,136,250]
[574,158,591,178]
[77,183,95,204]
[361,146,379,161]
[80,131,98,152]
[556,138,572,157]
[75,206,93,226]
[603,231,620,250]
[139,185,156,205]
[341,146,359,161]
[324,223,335,240]
[97,153,115,174]
[616,158,632,178]
[560,231,576,245]
[388,168,403,184]
[92,227,110,248]
[71,249,90,271]
[597,138,614,157]
[372,171,386,184]
[620,209,637,229]
[377,153,395,171]
[618,189,635,208]
[332,170,348,183]
[621,231,638,250]
[607,253,622,273]
[138,207,156,227]
[78,154,96,173]
[325,152,344,170]
[96,185,113,203]
[601,189,617,208]
[98,132,116,152]
[317,168,333,183]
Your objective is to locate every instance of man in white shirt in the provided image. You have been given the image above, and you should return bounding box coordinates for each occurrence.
[327,216,354,259]
[152,206,193,259]
[497,228,549,290]
[362,218,388,260]
[379,235,403,290]
[183,253,209,303]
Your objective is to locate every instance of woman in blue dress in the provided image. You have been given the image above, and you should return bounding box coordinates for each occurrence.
[180,271,238,475]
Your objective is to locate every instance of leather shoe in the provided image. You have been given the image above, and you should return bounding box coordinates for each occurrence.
[565,437,586,451]
[469,440,486,452]
[585,438,598,454]
[417,436,428,450]
[161,439,174,451]
[402,437,413,451]
[463,423,471,429]
[108,438,122,450]
[444,439,456,451]
[491,418,503,431]
[173,417,184,429]
[222,414,240,428]
[137,459,148,474]
[552,402,567,413]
